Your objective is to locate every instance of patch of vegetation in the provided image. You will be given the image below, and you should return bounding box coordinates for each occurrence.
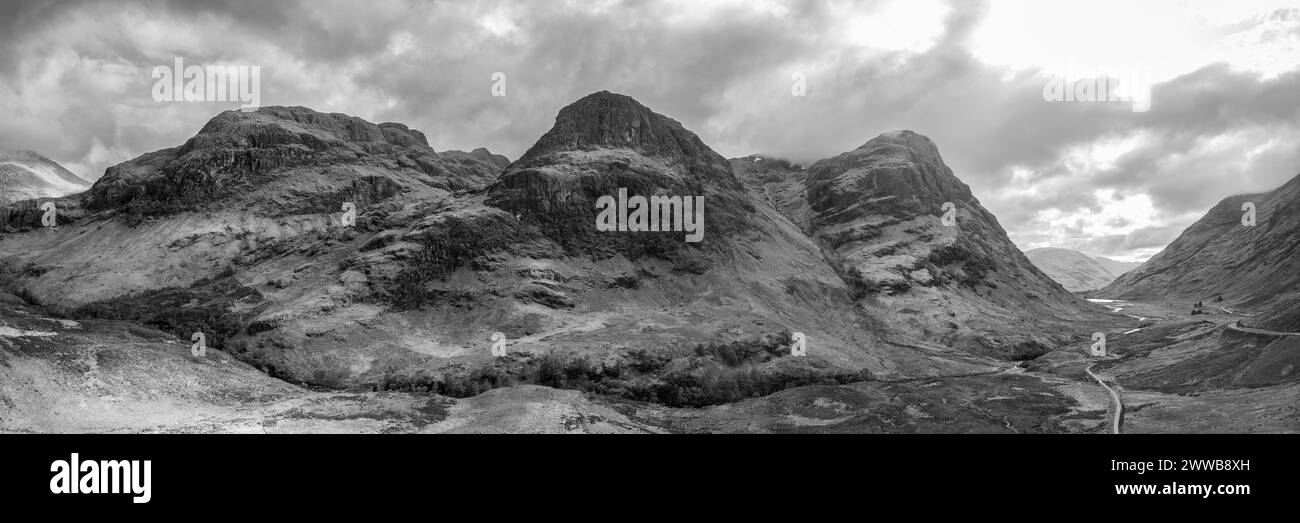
[999,339,1050,361]
[274,175,403,220]
[65,269,263,351]
[925,243,995,287]
[926,243,972,266]
[671,247,713,274]
[512,286,575,309]
[279,395,452,429]
[383,215,528,310]
[15,287,40,306]
[416,397,451,422]
[843,266,881,301]
[486,167,735,264]
[608,274,641,289]
[692,333,792,365]
[377,332,874,409]
[959,257,995,285]
[873,244,899,257]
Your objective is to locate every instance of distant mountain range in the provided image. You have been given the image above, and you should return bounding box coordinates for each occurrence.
[0,150,91,205]
[1024,247,1141,292]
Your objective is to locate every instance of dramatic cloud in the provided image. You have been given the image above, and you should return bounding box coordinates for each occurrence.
[1,0,1297,262]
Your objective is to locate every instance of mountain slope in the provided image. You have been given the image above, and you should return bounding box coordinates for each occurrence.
[1025,247,1120,292]
[1,106,508,304]
[739,131,1111,361]
[0,150,91,205]
[1101,173,1300,330]
[0,288,660,433]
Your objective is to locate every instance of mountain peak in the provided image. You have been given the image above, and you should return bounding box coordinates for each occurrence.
[862,129,937,148]
[852,130,945,165]
[0,149,53,163]
[517,91,718,164]
[83,105,505,213]
[807,129,971,218]
[794,132,1095,360]
[190,105,396,150]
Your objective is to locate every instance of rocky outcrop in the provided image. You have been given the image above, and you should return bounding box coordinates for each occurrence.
[805,131,1078,304]
[487,91,756,255]
[792,131,1103,360]
[515,91,733,168]
[83,106,507,218]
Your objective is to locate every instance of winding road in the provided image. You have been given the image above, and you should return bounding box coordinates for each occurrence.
[1085,362,1123,435]
[1227,320,1300,337]
[1067,305,1297,436]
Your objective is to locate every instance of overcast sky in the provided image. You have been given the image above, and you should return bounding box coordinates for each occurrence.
[2,0,1298,261]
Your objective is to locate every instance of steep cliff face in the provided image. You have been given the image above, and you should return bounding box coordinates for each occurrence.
[487,91,756,256]
[732,133,1111,361]
[83,107,505,219]
[1101,173,1300,330]
[806,132,1051,297]
[795,131,1105,359]
[730,155,813,231]
[0,106,512,301]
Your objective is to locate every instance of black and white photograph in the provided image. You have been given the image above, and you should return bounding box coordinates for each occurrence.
[0,0,1295,510]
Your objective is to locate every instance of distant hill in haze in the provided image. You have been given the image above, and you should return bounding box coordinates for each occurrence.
[0,150,91,205]
[1024,247,1137,292]
[1093,256,1142,278]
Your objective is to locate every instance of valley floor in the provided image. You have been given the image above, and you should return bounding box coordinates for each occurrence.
[1,292,1295,433]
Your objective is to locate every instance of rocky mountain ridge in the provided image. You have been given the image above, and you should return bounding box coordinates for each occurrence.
[1,92,1139,433]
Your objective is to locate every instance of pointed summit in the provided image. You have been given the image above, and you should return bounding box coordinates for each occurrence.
[807,130,972,220]
[517,91,725,166]
[801,130,1096,360]
[488,91,752,252]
